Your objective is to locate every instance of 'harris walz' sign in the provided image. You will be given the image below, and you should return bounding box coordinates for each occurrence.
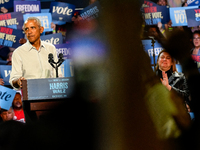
[0,12,23,30]
[14,1,41,14]
[40,33,63,45]
[23,77,74,100]
[79,1,100,21]
[0,27,24,48]
[49,2,75,22]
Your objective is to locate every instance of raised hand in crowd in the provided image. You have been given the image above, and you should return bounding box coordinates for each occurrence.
[19,38,27,45]
[0,7,8,13]
[0,78,4,86]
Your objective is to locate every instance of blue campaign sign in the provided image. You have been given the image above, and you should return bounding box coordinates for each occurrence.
[49,2,75,22]
[14,1,41,14]
[170,6,198,27]
[186,8,200,27]
[23,13,52,32]
[0,27,24,48]
[0,65,11,85]
[40,33,63,45]
[141,39,163,64]
[60,59,74,77]
[187,0,200,6]
[0,0,13,9]
[79,1,100,21]
[0,12,24,30]
[143,5,169,25]
[55,43,72,60]
[0,85,16,110]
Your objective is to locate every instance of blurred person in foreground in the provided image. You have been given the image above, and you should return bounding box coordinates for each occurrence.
[9,17,62,90]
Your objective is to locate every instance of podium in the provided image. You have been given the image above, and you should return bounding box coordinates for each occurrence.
[22,77,75,123]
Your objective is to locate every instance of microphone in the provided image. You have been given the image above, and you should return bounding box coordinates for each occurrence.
[48,53,55,68]
[58,53,64,64]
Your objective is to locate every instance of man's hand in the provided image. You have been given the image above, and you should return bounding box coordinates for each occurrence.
[12,77,25,89]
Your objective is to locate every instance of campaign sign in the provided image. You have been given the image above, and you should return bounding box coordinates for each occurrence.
[0,0,13,9]
[0,27,24,48]
[192,54,200,62]
[79,1,100,21]
[14,1,41,14]
[143,0,159,7]
[0,12,23,30]
[0,85,16,110]
[187,0,200,6]
[141,39,163,64]
[23,13,52,32]
[0,65,11,85]
[49,2,75,22]
[40,33,63,45]
[60,59,74,77]
[143,6,169,25]
[170,6,198,27]
[186,8,200,27]
[55,43,71,60]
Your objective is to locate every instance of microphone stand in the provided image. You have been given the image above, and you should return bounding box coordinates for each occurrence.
[149,37,156,72]
[49,54,64,78]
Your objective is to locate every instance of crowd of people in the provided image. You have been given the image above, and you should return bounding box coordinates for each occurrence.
[141,0,200,121]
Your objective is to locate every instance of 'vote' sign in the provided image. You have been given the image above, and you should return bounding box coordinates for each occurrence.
[49,2,75,22]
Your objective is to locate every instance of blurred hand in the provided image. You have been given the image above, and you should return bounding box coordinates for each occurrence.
[51,22,56,30]
[19,38,27,45]
[157,22,162,29]
[1,7,8,13]
[0,78,4,86]
[17,77,25,88]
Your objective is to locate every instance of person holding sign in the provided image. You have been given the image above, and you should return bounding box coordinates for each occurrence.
[9,17,62,89]
[156,49,190,103]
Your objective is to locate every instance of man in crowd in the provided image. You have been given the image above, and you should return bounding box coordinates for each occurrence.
[0,107,15,122]
[9,17,62,89]
[12,92,25,123]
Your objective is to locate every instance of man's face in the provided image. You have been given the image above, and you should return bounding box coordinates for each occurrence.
[13,94,22,109]
[1,108,14,122]
[24,19,44,44]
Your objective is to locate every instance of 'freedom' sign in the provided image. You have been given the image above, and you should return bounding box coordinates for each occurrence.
[14,1,41,14]
[55,43,72,60]
[141,39,163,65]
[49,2,75,22]
[0,27,24,48]
[0,12,24,30]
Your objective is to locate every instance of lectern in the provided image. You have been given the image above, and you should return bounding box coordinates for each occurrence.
[22,77,74,123]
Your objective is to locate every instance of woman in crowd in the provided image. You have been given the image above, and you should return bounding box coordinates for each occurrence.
[156,49,190,102]
[191,30,200,68]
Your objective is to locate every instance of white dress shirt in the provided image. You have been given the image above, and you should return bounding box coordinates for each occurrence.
[9,40,62,88]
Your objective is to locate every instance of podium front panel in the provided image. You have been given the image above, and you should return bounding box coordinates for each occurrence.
[22,77,74,100]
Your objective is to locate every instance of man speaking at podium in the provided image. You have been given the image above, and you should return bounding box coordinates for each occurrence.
[9,17,62,89]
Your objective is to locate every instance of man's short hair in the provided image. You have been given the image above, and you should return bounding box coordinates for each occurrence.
[23,17,42,30]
